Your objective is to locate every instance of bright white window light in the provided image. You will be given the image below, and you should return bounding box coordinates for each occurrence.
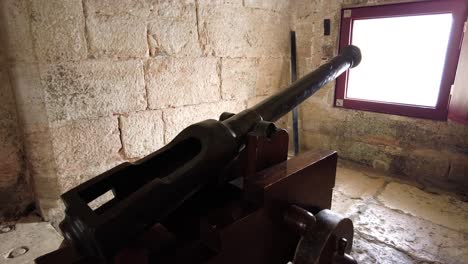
[347,14,453,107]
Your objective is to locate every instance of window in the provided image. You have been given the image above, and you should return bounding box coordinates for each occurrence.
[335,0,467,120]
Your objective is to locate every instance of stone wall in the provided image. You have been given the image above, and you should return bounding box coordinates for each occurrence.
[291,0,468,196]
[0,0,291,222]
[0,25,34,218]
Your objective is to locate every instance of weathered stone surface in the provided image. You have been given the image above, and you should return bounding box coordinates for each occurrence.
[156,0,196,18]
[30,0,87,62]
[120,110,164,159]
[84,0,151,19]
[163,101,245,143]
[356,204,468,263]
[147,17,201,57]
[448,154,468,188]
[404,149,450,181]
[378,182,468,233]
[198,5,289,57]
[145,57,220,109]
[335,164,386,199]
[301,131,332,151]
[221,58,257,100]
[9,64,48,133]
[50,117,123,192]
[0,216,63,264]
[41,60,146,123]
[352,235,415,264]
[86,16,148,58]
[0,68,22,188]
[244,0,289,12]
[331,190,362,217]
[256,57,290,96]
[0,0,36,62]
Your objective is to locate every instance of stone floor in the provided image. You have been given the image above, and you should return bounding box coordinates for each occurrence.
[1,160,467,264]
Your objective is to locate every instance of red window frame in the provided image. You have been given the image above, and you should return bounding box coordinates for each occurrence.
[335,0,468,120]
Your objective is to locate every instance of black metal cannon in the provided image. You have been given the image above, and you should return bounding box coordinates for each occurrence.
[36,45,361,264]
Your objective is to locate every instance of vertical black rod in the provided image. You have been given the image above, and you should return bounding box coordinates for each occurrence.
[290,31,299,156]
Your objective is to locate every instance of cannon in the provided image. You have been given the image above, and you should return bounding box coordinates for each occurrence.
[36,45,361,264]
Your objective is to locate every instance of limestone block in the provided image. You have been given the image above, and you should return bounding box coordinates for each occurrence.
[86,16,148,58]
[244,0,289,12]
[0,217,62,263]
[404,148,450,181]
[120,111,164,159]
[378,182,468,233]
[40,60,146,123]
[352,235,415,264]
[147,17,201,57]
[355,204,468,263]
[0,68,22,188]
[331,190,362,217]
[145,57,220,109]
[9,64,48,133]
[335,165,386,199]
[156,0,196,19]
[0,0,35,62]
[197,0,242,6]
[163,101,245,143]
[198,5,289,57]
[84,0,151,19]
[448,154,468,187]
[221,58,258,100]
[256,57,290,96]
[30,0,87,62]
[50,117,123,193]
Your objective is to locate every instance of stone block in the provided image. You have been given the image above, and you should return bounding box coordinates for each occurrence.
[221,58,257,100]
[352,234,415,264]
[256,57,290,96]
[0,68,23,189]
[156,0,196,19]
[244,0,289,12]
[86,16,148,58]
[0,0,36,62]
[50,117,123,193]
[163,101,245,143]
[448,154,468,187]
[355,204,468,263]
[147,17,201,57]
[30,0,87,62]
[9,63,49,133]
[377,182,468,233]
[404,148,450,181]
[40,59,146,123]
[198,5,289,57]
[246,96,267,108]
[120,110,164,159]
[145,57,220,109]
[84,0,151,19]
[0,217,63,263]
[335,164,386,199]
[331,190,362,217]
[301,131,332,151]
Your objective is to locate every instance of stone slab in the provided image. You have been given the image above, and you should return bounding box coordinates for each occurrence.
[335,165,387,199]
[163,100,245,143]
[378,182,468,233]
[244,0,289,12]
[145,57,220,109]
[198,5,289,57]
[30,0,87,62]
[41,60,146,123]
[352,234,415,264]
[50,117,123,193]
[0,216,62,264]
[355,204,468,263]
[120,110,164,159]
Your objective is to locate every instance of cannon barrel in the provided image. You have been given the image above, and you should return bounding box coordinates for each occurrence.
[252,45,361,122]
[222,45,361,139]
[46,45,361,264]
